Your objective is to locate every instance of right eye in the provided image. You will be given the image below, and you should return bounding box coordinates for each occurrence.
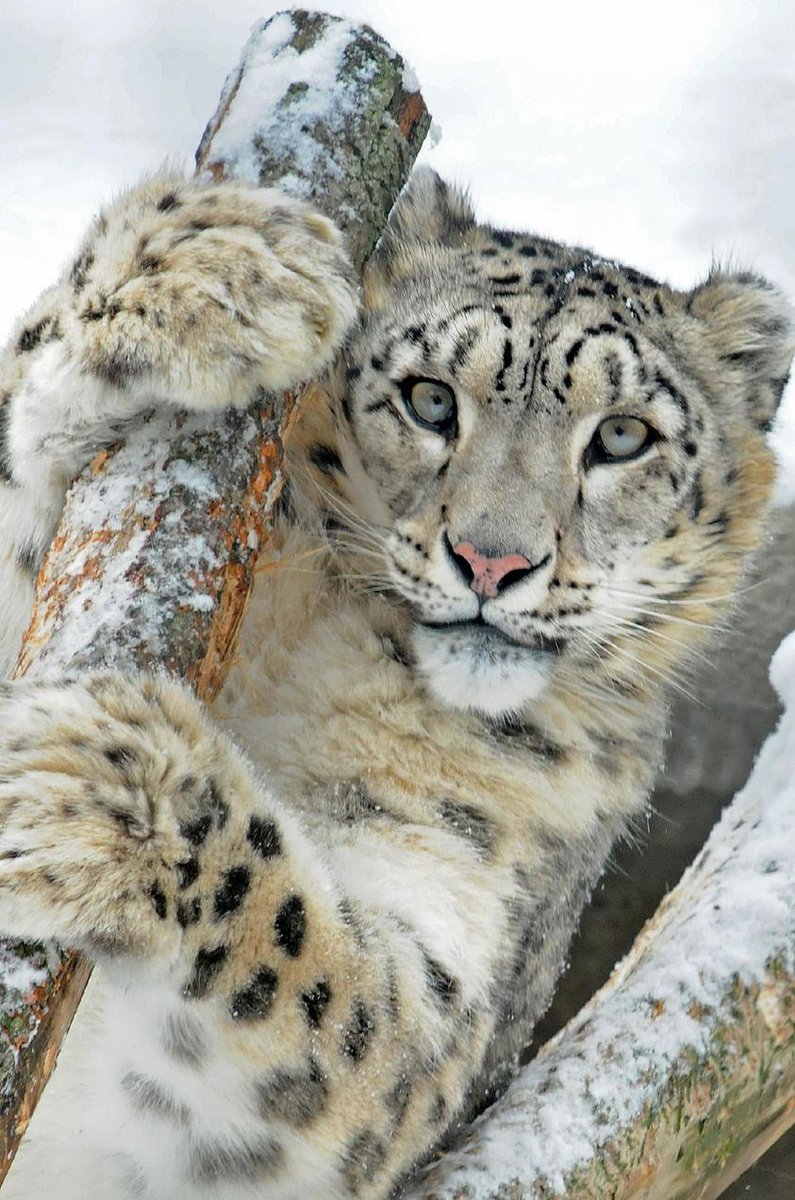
[400,378,457,435]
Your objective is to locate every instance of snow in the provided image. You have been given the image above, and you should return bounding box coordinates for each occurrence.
[0,0,793,1180]
[0,947,48,1000]
[198,12,377,195]
[401,63,420,94]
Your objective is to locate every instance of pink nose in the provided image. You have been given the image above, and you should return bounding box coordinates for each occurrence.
[452,542,534,599]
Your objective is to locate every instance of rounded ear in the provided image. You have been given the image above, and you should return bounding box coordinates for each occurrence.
[384,167,475,246]
[364,168,475,310]
[687,270,794,430]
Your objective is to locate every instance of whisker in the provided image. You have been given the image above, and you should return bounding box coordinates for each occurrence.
[605,615,713,669]
[598,637,702,706]
[606,599,721,634]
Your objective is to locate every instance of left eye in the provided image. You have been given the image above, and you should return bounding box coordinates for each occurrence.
[401,378,457,434]
[586,415,656,465]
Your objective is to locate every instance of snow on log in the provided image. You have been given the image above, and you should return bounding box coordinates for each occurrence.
[0,10,429,1178]
[407,632,795,1200]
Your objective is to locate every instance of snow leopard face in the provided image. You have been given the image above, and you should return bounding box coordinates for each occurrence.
[302,171,790,718]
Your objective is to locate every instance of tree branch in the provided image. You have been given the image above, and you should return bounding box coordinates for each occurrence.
[0,10,428,1178]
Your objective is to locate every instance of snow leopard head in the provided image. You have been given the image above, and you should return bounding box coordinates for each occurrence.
[295,170,792,719]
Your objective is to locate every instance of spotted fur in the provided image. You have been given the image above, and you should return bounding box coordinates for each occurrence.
[0,168,790,1199]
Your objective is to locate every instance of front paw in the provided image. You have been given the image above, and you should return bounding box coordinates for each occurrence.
[0,673,214,956]
[71,174,360,408]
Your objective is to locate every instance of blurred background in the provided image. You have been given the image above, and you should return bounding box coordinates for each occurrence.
[1,0,793,1193]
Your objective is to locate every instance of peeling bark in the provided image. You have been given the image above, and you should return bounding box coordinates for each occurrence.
[0,10,428,1178]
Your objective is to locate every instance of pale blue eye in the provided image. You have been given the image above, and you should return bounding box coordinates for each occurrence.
[409,380,455,426]
[598,416,650,457]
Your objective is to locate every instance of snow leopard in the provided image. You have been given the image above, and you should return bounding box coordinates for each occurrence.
[0,167,790,1199]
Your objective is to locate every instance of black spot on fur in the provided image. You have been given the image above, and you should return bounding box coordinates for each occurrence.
[213,865,251,918]
[122,1072,188,1123]
[438,798,494,856]
[519,244,538,257]
[230,965,279,1021]
[177,856,200,890]
[16,542,41,576]
[300,980,332,1029]
[274,894,306,957]
[189,1137,283,1184]
[342,1001,375,1062]
[148,881,168,920]
[431,1092,448,1123]
[565,338,584,367]
[17,319,49,354]
[183,945,228,999]
[340,1130,386,1192]
[309,444,344,475]
[707,511,730,534]
[256,1060,328,1126]
[162,1010,205,1067]
[0,398,13,483]
[207,780,229,829]
[247,814,282,859]
[176,897,202,928]
[179,813,213,847]
[157,192,181,212]
[422,952,459,1007]
[385,1075,413,1127]
[690,477,705,520]
[71,249,94,292]
[105,746,138,773]
[487,716,565,761]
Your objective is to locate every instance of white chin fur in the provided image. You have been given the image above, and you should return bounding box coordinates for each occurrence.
[411,624,552,717]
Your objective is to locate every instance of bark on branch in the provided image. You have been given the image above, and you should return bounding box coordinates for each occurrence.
[406,636,795,1200]
[0,10,428,1178]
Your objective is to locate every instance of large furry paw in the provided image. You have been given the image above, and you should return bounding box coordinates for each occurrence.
[0,673,225,958]
[66,173,359,409]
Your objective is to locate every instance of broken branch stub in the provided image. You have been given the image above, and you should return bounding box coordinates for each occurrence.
[1,10,428,1179]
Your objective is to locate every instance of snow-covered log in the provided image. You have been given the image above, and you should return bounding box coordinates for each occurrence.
[0,10,428,1178]
[407,632,795,1200]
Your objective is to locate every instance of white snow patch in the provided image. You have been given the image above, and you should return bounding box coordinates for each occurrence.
[402,62,420,93]
[0,952,48,999]
[204,13,377,194]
